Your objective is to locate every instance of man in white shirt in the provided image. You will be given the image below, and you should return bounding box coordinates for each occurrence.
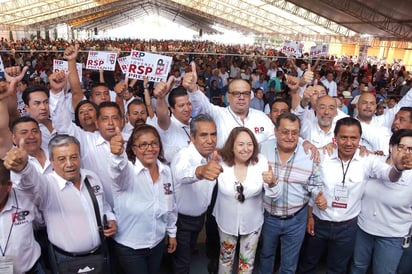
[0,159,44,273]
[122,98,157,140]
[52,93,124,208]
[154,85,193,163]
[4,134,116,270]
[321,72,337,97]
[182,63,275,149]
[171,114,223,274]
[300,95,339,148]
[299,117,391,274]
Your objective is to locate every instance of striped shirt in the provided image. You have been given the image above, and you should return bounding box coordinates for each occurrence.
[260,139,320,216]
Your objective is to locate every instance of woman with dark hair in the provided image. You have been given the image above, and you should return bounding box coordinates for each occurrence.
[213,127,280,274]
[74,100,98,132]
[352,129,412,274]
[109,124,177,274]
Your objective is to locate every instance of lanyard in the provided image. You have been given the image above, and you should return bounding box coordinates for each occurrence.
[182,126,191,143]
[0,189,18,256]
[228,107,247,127]
[340,158,353,187]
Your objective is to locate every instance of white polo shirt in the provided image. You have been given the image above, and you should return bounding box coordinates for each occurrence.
[0,188,41,273]
[358,168,412,237]
[311,151,390,222]
[189,89,275,148]
[171,143,216,216]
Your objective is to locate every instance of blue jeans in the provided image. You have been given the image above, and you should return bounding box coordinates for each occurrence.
[299,216,358,274]
[259,207,307,274]
[351,227,403,274]
[113,240,164,274]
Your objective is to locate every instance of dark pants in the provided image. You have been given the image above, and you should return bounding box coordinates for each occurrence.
[113,240,164,274]
[397,243,412,274]
[173,213,206,274]
[299,215,358,274]
[206,184,220,273]
[26,259,46,274]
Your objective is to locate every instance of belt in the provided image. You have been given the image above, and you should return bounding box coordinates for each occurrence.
[313,215,357,226]
[271,204,307,220]
[53,244,101,257]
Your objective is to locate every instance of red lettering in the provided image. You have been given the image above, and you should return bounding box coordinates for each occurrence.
[254,127,259,134]
[128,64,137,73]
[145,67,153,75]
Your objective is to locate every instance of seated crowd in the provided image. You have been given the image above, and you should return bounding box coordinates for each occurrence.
[0,40,411,274]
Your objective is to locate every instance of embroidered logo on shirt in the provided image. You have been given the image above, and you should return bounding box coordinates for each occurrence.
[12,210,30,225]
[253,127,265,134]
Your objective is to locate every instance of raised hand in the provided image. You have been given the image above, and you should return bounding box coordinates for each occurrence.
[4,66,29,85]
[262,163,277,187]
[285,74,299,91]
[114,81,127,98]
[4,138,29,172]
[110,127,125,155]
[182,61,198,92]
[303,63,314,84]
[195,150,223,181]
[49,71,68,94]
[64,43,79,61]
[153,75,174,99]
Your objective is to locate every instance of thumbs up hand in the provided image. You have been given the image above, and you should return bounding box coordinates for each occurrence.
[315,191,327,210]
[110,127,125,155]
[182,62,198,92]
[153,76,174,99]
[303,63,314,84]
[4,138,29,172]
[195,150,223,181]
[262,163,277,187]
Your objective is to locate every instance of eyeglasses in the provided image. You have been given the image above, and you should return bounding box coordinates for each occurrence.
[228,91,251,98]
[278,129,299,137]
[133,141,160,150]
[235,182,245,203]
[396,144,412,154]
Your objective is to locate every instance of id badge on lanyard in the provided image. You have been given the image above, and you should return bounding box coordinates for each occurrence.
[332,185,349,208]
[332,158,352,209]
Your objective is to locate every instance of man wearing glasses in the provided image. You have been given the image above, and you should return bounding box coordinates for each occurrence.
[258,113,324,274]
[182,62,275,149]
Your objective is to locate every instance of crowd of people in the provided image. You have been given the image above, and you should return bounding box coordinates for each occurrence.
[0,38,411,274]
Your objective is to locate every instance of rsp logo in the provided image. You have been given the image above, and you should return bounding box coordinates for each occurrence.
[12,211,29,222]
[254,127,265,134]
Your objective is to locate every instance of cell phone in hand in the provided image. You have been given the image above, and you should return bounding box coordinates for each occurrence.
[103,214,109,229]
